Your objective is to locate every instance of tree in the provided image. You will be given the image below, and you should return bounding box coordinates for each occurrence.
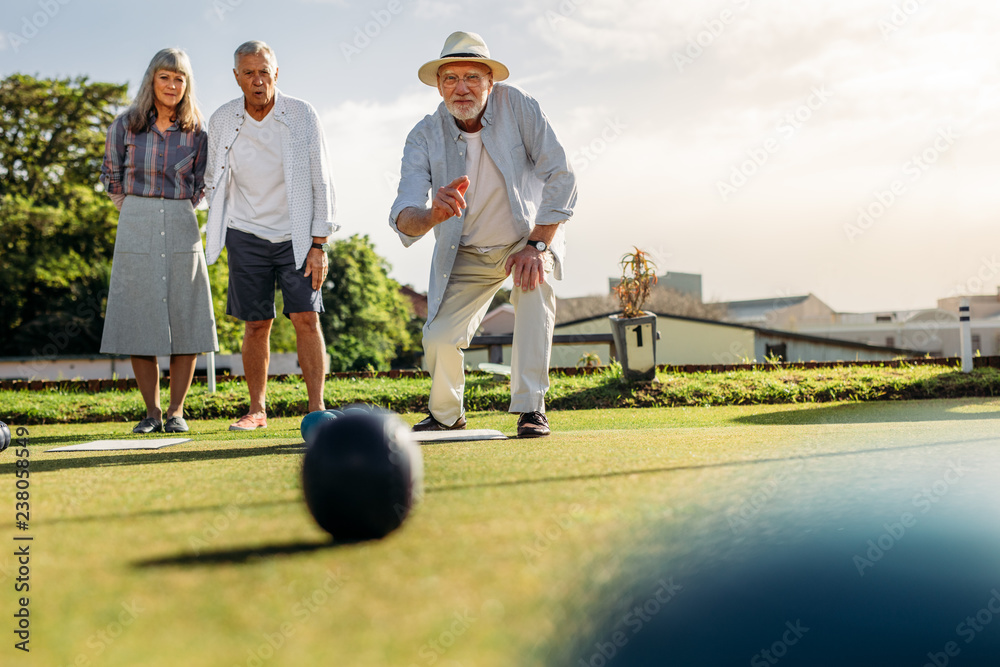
[0,74,129,356]
[321,235,417,371]
[0,74,127,205]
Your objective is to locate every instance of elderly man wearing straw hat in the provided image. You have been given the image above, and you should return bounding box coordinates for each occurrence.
[390,31,577,438]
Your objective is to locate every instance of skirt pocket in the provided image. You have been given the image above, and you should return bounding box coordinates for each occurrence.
[113,197,153,255]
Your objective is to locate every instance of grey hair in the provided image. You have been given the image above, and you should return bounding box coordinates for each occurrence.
[233,40,278,69]
[123,48,204,133]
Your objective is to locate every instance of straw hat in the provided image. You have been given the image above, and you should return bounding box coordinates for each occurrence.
[417,31,509,87]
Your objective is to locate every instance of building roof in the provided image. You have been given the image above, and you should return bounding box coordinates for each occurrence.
[556,310,923,356]
[557,288,724,325]
[478,303,515,335]
[609,271,703,300]
[719,294,812,322]
[399,285,428,319]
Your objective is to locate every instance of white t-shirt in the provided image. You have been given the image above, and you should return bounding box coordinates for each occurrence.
[226,108,292,242]
[460,130,521,250]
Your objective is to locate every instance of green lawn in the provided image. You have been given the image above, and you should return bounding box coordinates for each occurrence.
[7,363,1000,424]
[4,398,1000,666]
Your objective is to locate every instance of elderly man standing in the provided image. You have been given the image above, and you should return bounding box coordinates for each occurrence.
[390,31,577,437]
[205,40,338,431]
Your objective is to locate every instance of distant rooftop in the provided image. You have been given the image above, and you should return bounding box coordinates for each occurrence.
[720,295,811,322]
[609,271,702,301]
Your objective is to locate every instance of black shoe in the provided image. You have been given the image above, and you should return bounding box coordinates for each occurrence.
[133,417,163,434]
[163,416,189,433]
[412,414,467,432]
[517,412,550,438]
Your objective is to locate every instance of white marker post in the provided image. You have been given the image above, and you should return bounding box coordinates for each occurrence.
[959,298,973,374]
[207,351,217,392]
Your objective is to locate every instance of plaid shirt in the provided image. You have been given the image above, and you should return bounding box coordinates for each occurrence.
[100,112,208,205]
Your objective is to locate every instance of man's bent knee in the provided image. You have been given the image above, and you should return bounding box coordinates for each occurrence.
[424,314,473,346]
[422,328,468,354]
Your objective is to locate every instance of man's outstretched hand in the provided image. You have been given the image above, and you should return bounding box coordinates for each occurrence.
[429,175,470,224]
[396,176,471,238]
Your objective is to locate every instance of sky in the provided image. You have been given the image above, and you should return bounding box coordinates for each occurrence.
[2,0,998,314]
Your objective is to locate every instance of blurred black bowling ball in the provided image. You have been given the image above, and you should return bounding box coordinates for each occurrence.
[302,410,423,541]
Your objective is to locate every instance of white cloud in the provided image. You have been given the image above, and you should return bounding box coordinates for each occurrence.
[320,90,442,288]
[5,0,999,311]
[411,0,466,20]
[528,0,691,68]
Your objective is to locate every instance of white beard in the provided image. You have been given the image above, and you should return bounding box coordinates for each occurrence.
[445,95,486,122]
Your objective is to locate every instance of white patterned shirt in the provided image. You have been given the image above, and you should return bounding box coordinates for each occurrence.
[205,90,338,269]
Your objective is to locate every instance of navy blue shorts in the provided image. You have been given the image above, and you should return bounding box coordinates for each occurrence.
[225,228,324,322]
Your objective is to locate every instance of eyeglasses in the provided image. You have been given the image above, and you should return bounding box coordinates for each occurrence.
[439,73,488,88]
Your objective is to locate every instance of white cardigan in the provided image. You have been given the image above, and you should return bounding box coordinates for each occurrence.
[204,90,338,269]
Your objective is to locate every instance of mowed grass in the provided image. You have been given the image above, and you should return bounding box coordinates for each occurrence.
[5,398,1000,666]
[8,363,1000,424]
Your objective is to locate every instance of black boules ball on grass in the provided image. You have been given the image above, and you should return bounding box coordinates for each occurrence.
[302,410,423,541]
[0,421,10,453]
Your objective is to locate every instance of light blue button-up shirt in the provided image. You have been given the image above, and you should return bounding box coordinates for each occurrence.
[389,82,577,324]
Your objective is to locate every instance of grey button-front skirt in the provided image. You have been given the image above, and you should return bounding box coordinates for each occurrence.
[100,196,219,356]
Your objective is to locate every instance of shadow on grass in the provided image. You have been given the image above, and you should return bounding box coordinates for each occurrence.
[733,398,1000,426]
[35,497,301,526]
[24,429,301,447]
[425,435,999,493]
[0,442,306,475]
[132,538,364,568]
[21,434,112,446]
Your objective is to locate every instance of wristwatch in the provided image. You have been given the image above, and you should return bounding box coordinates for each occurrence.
[311,242,328,251]
[525,239,547,252]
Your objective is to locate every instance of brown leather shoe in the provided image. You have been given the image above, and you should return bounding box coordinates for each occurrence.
[412,414,467,432]
[517,411,550,437]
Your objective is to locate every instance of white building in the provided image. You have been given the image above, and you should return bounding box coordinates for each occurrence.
[722,292,999,357]
[464,308,917,370]
[0,352,309,382]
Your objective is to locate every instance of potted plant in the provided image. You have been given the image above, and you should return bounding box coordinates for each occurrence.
[610,248,659,382]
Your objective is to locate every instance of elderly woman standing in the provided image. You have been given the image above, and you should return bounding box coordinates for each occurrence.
[100,48,218,434]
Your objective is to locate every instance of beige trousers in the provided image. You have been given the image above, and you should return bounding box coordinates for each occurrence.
[423,242,557,426]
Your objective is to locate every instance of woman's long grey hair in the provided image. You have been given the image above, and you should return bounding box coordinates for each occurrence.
[123,48,204,133]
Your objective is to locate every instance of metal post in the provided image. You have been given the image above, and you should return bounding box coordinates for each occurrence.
[959,298,972,373]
